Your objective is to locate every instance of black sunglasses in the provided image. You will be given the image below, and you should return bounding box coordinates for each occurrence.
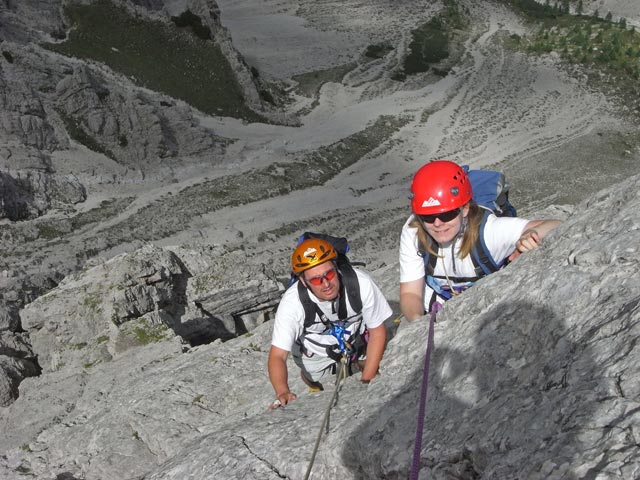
[419,209,461,224]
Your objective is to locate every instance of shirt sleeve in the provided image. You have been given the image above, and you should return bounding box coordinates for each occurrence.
[356,269,393,329]
[399,216,426,283]
[483,215,531,264]
[270,285,305,352]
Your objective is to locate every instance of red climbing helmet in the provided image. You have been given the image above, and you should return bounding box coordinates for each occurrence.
[410,160,473,214]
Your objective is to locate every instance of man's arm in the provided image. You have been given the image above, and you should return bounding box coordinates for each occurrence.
[361,323,386,383]
[267,345,297,407]
[400,278,425,321]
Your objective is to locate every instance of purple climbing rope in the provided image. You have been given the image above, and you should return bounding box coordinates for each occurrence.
[409,302,441,480]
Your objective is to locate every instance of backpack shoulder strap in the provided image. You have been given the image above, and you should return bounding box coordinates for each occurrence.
[297,281,319,329]
[337,257,362,318]
[470,210,504,277]
[418,235,438,277]
[421,248,438,277]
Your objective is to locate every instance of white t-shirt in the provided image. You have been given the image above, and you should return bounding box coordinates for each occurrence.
[271,267,393,357]
[399,213,530,310]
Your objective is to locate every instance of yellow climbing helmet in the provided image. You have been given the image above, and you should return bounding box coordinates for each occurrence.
[291,238,337,275]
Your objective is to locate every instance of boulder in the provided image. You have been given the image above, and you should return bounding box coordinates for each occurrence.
[20,244,187,373]
[20,243,284,374]
[0,332,40,407]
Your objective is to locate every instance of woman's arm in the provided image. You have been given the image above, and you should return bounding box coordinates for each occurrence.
[509,219,562,261]
[400,278,426,321]
[361,323,386,382]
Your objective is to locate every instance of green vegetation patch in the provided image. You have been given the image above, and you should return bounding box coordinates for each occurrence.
[405,17,450,74]
[70,197,136,230]
[36,220,71,240]
[525,16,640,79]
[292,62,357,98]
[504,7,640,117]
[83,292,103,312]
[171,10,212,40]
[0,197,134,250]
[365,43,394,59]
[499,0,572,19]
[403,0,469,76]
[58,109,116,159]
[131,319,171,345]
[45,0,263,121]
[2,51,14,63]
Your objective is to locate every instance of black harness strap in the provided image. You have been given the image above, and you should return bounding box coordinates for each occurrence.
[336,258,362,317]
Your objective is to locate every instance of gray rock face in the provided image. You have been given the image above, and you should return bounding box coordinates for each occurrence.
[0,332,39,407]
[19,243,283,375]
[0,0,639,478]
[53,63,226,170]
[20,244,183,373]
[0,305,20,332]
[0,169,86,221]
[0,0,278,222]
[0,174,638,479]
[0,0,66,44]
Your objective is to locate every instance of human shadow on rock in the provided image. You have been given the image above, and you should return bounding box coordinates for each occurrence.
[342,300,599,479]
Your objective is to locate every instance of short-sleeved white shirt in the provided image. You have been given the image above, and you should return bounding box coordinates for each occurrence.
[399,214,530,310]
[271,267,392,356]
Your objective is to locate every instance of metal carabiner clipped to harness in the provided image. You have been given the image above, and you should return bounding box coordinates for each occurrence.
[329,322,349,353]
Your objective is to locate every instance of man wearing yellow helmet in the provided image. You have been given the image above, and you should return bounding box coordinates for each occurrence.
[268,237,392,408]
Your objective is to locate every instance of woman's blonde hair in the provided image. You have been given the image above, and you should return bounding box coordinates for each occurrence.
[410,202,484,259]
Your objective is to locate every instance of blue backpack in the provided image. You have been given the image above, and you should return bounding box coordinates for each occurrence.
[421,166,517,282]
[466,167,516,217]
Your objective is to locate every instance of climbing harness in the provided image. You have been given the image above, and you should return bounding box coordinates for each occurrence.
[296,279,364,362]
[303,325,353,480]
[426,273,473,301]
[409,302,441,480]
[297,296,364,364]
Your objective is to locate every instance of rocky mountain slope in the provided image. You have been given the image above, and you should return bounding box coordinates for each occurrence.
[2,159,639,480]
[1,0,640,478]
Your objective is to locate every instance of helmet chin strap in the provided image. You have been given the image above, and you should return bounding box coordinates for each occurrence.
[458,212,468,239]
[450,210,467,275]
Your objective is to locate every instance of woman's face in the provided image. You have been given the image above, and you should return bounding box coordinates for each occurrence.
[421,203,470,244]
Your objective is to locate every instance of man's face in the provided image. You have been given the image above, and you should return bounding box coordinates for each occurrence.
[301,261,339,301]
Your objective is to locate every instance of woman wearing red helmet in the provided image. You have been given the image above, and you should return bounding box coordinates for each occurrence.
[399,160,561,319]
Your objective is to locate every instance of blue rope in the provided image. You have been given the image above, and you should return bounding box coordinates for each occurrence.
[409,303,441,480]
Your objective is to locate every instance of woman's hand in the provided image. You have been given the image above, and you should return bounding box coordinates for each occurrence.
[509,219,561,262]
[516,228,541,253]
